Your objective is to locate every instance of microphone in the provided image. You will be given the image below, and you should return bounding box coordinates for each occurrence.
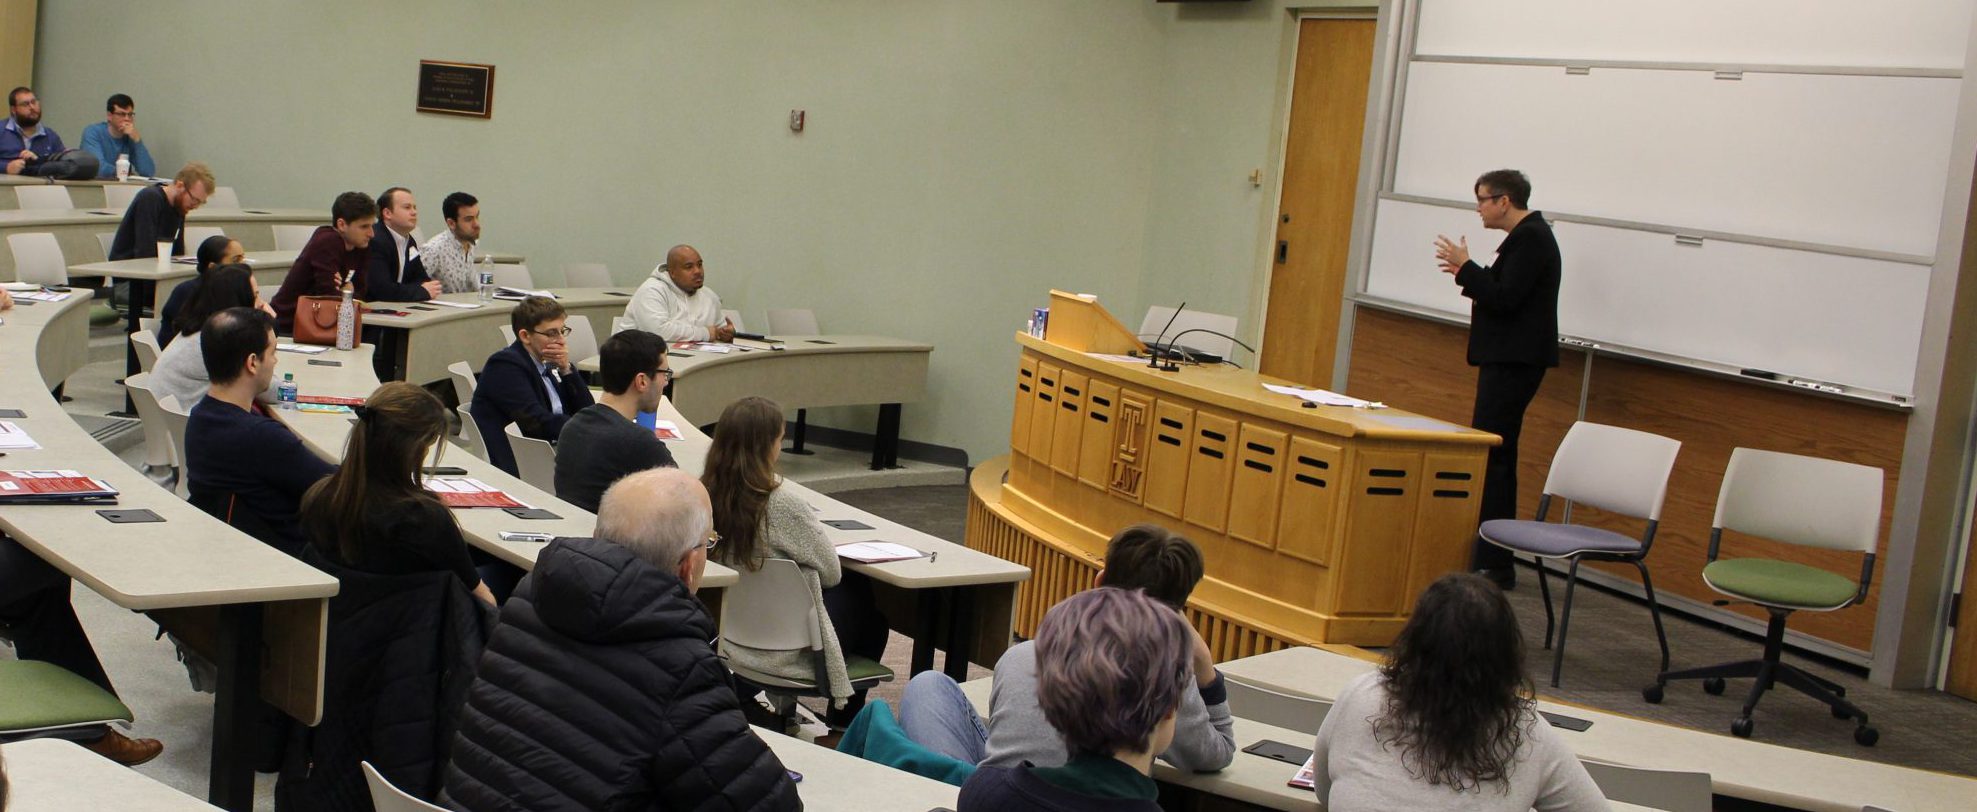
[1147,302,1187,371]
[1162,328,1256,368]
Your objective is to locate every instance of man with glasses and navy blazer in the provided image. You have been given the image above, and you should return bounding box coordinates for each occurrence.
[469,296,595,475]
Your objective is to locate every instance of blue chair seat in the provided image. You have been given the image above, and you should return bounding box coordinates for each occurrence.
[1480,519,1642,558]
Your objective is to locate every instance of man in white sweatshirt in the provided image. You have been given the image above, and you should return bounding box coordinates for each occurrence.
[614,243,734,342]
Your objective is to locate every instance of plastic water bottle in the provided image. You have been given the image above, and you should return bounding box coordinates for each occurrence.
[334,281,357,351]
[477,255,496,302]
[114,153,130,182]
[277,373,298,409]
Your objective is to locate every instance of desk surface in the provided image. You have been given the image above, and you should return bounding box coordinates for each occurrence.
[69,248,526,282]
[0,293,337,610]
[756,728,962,811]
[0,739,221,811]
[577,333,935,374]
[275,344,738,588]
[1218,646,1977,812]
[0,206,322,227]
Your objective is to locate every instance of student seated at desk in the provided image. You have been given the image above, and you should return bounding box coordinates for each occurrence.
[704,396,888,727]
[958,588,1195,812]
[468,296,594,476]
[613,243,733,342]
[152,264,273,407]
[268,191,384,334]
[300,382,496,606]
[184,307,335,556]
[1310,573,1605,812]
[107,161,213,261]
[900,525,1234,773]
[157,235,247,349]
[364,186,442,303]
[554,328,675,513]
[444,469,800,811]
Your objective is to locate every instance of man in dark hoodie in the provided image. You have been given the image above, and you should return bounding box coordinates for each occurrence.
[443,467,800,811]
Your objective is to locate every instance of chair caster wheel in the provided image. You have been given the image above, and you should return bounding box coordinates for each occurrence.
[1731,717,1754,738]
[1642,684,1664,704]
[1703,677,1726,695]
[1832,704,1852,720]
[1854,726,1879,747]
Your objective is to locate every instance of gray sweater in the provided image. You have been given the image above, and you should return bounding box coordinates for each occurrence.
[716,485,856,704]
[981,639,1236,773]
[1312,672,1608,812]
[151,332,210,409]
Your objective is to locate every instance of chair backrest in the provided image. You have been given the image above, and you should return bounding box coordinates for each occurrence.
[272,224,317,251]
[765,308,820,336]
[1540,422,1683,521]
[8,232,67,286]
[447,361,478,406]
[95,232,114,261]
[1138,305,1240,359]
[123,373,177,470]
[720,558,822,652]
[208,186,242,209]
[103,184,140,212]
[1580,760,1712,812]
[489,263,534,289]
[561,262,613,288]
[721,309,745,333]
[565,315,602,363]
[361,761,448,812]
[157,394,192,498]
[453,405,487,462]
[1715,448,1883,553]
[184,226,226,248]
[503,423,557,492]
[131,328,163,373]
[14,185,73,210]
[1225,677,1331,736]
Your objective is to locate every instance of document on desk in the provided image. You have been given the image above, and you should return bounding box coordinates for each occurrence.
[12,290,72,303]
[493,287,556,300]
[276,343,330,355]
[836,542,926,563]
[650,419,683,442]
[0,469,119,501]
[425,299,484,309]
[1262,383,1379,408]
[0,421,40,449]
[424,477,527,509]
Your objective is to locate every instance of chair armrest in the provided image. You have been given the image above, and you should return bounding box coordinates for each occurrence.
[1852,552,1876,606]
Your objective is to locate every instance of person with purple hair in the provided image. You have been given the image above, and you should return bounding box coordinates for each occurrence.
[957,587,1195,811]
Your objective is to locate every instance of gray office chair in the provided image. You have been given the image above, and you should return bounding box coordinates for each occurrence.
[503,423,558,493]
[453,405,487,462]
[1580,761,1711,812]
[561,263,612,288]
[1225,677,1330,736]
[1479,421,1680,687]
[103,184,140,212]
[272,225,317,251]
[8,232,68,286]
[720,558,894,732]
[131,322,163,373]
[14,185,73,210]
[95,232,114,261]
[184,226,226,248]
[0,660,138,747]
[489,263,534,290]
[154,393,192,499]
[123,373,178,486]
[362,761,446,811]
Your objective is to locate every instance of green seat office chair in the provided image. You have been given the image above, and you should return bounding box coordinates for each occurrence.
[720,558,894,732]
[1643,447,1881,745]
[0,660,136,744]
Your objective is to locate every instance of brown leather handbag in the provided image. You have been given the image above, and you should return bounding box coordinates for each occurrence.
[293,295,359,346]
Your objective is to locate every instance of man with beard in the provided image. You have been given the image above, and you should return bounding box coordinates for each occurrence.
[615,243,734,342]
[0,87,65,175]
[109,161,217,260]
[421,191,485,294]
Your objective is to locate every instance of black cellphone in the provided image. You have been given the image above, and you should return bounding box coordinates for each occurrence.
[422,466,469,476]
[307,359,342,367]
[505,507,561,520]
[1243,739,1313,766]
[98,509,164,524]
[0,409,25,418]
[822,519,874,531]
[1539,711,1592,732]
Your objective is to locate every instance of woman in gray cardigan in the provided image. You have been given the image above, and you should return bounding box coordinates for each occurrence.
[150,263,275,408]
[702,396,889,726]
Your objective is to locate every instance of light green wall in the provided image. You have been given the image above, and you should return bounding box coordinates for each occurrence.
[36,0,1352,461]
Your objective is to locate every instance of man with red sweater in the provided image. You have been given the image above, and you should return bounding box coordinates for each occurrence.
[269,192,377,334]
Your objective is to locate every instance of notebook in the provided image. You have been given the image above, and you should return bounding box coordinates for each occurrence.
[424,477,526,509]
[0,469,120,503]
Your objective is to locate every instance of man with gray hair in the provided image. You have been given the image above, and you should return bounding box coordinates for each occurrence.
[444,468,799,811]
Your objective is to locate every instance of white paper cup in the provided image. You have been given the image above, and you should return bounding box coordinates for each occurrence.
[155,241,173,273]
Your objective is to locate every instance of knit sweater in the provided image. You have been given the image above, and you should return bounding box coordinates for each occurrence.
[717,485,855,704]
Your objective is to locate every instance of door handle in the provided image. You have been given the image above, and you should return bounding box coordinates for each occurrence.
[1276,240,1288,264]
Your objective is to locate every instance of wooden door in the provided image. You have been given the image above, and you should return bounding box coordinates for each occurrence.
[1946,490,1977,699]
[1260,17,1377,388]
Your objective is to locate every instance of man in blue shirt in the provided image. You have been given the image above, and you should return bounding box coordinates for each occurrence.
[77,93,155,179]
[1,87,65,175]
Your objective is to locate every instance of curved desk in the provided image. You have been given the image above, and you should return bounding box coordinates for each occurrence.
[0,176,146,210]
[361,289,632,385]
[0,207,325,281]
[577,333,934,470]
[0,291,338,811]
[69,248,529,318]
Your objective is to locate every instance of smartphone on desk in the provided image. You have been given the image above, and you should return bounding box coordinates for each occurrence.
[1243,739,1313,766]
[422,466,469,476]
[498,531,555,543]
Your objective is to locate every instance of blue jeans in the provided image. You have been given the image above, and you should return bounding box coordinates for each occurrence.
[898,671,988,764]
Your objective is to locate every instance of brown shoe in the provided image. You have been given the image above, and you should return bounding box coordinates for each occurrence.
[83,728,164,766]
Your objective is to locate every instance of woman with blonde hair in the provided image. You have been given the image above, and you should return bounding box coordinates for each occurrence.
[702,395,888,724]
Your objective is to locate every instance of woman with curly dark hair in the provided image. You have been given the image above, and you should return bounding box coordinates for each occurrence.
[1309,573,1607,811]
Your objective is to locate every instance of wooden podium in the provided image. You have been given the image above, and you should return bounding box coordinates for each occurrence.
[965,292,1499,657]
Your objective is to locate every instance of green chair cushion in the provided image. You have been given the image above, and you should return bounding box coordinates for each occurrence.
[0,660,133,732]
[845,656,896,685]
[1704,558,1858,609]
[88,303,121,328]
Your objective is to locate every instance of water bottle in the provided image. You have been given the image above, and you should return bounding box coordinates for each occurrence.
[334,281,357,351]
[477,256,496,303]
[277,373,298,409]
[114,153,130,182]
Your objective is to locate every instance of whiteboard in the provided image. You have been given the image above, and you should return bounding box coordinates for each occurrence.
[1364,198,1928,396]
[1414,0,1972,70]
[1393,62,1960,257]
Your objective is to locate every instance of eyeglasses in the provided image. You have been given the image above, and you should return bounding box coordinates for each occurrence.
[524,326,574,338]
[1476,193,1506,204]
[703,531,722,551]
[647,368,675,382]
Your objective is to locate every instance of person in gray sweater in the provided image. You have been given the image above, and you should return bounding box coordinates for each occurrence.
[899,524,1236,773]
[1311,573,1606,811]
[150,263,273,408]
[553,329,675,512]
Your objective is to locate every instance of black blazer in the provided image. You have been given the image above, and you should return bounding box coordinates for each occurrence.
[468,341,595,475]
[365,228,433,303]
[1455,211,1561,368]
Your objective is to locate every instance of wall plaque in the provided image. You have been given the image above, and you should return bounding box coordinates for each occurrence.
[416,60,494,118]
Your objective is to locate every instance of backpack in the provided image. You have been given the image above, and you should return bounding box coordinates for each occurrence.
[28,148,99,180]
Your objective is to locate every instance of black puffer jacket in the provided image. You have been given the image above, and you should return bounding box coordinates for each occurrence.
[443,537,801,811]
